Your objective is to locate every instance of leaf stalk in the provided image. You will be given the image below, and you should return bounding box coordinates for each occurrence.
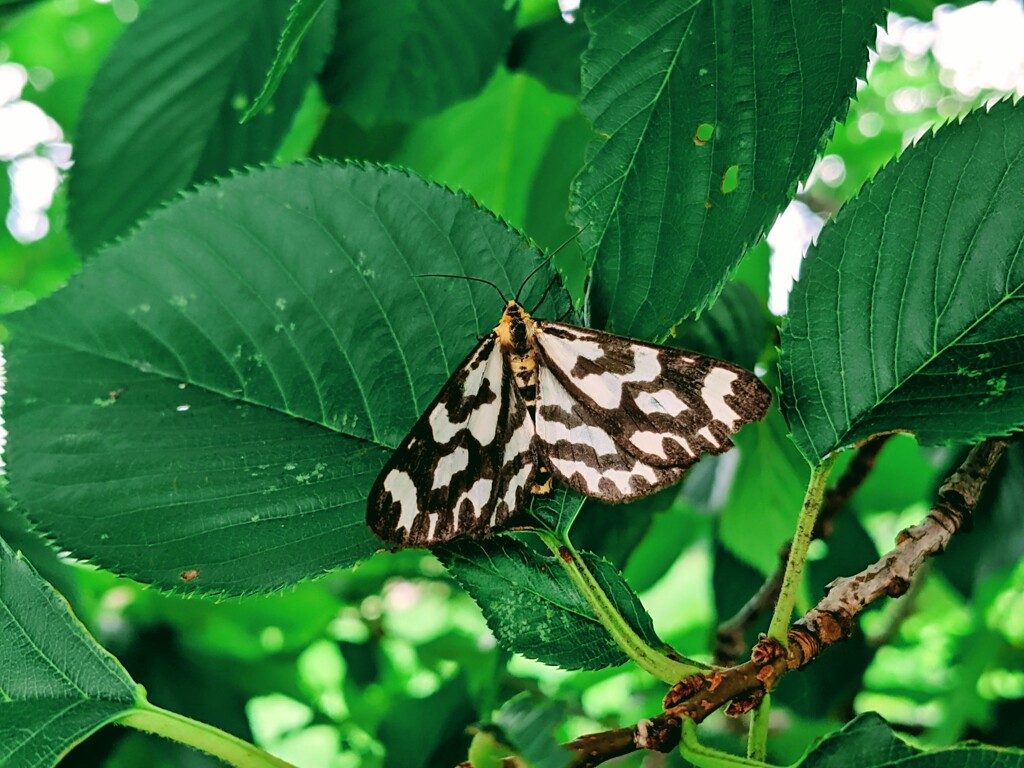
[118,699,297,768]
[537,530,705,685]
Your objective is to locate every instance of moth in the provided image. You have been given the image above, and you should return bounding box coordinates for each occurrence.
[367,284,771,548]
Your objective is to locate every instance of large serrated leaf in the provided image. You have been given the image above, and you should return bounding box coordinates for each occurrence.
[0,536,138,768]
[780,101,1024,464]
[67,0,335,253]
[7,163,565,594]
[438,538,660,671]
[571,0,885,340]
[800,712,1024,767]
[319,0,514,128]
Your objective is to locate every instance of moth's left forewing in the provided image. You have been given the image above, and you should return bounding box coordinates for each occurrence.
[535,322,771,473]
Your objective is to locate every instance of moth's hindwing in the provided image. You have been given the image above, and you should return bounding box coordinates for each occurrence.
[533,321,771,502]
[367,338,536,547]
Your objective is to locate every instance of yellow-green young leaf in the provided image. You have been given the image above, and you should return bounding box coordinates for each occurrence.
[801,712,1024,767]
[438,538,661,671]
[67,0,335,253]
[6,163,566,594]
[780,101,1024,464]
[0,537,138,768]
[571,0,885,340]
[319,0,515,128]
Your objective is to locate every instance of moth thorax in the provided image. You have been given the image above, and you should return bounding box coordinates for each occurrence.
[494,300,537,356]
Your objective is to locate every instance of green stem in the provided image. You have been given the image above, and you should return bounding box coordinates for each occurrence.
[681,718,776,768]
[118,700,297,768]
[746,691,771,762]
[767,457,836,644]
[537,530,705,685]
[748,457,835,762]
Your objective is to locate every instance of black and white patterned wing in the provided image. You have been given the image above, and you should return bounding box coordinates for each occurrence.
[367,338,537,547]
[533,322,770,502]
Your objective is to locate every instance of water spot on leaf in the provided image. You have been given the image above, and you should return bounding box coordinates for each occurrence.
[694,123,714,145]
[722,165,740,194]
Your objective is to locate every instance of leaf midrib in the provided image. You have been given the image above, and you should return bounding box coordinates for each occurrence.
[11,327,386,453]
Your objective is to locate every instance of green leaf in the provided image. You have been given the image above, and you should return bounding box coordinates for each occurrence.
[523,110,595,284]
[438,537,660,671]
[7,163,565,593]
[0,492,79,605]
[850,434,940,514]
[527,486,585,538]
[319,0,515,128]
[569,487,675,571]
[800,712,1024,767]
[672,281,772,371]
[780,101,1024,464]
[571,0,885,340]
[242,0,335,123]
[506,15,588,97]
[393,68,580,232]
[492,693,569,768]
[718,405,809,575]
[0,535,138,768]
[67,0,335,253]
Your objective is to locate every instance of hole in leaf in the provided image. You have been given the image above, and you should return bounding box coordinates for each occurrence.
[694,123,714,145]
[721,164,740,194]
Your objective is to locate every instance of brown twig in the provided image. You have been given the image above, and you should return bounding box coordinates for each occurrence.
[715,435,892,665]
[555,436,1010,767]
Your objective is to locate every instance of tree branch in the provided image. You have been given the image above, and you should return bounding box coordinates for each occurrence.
[557,436,1010,768]
[715,435,892,665]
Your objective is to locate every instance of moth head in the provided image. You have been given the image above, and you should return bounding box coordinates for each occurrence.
[494,300,536,346]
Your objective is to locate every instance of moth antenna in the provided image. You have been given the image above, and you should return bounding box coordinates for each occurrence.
[528,273,560,315]
[515,259,551,304]
[514,225,589,304]
[416,273,507,304]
